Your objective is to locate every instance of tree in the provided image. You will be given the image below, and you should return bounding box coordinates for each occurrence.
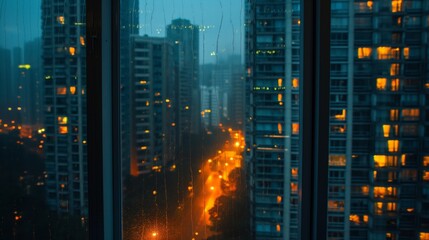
[208,168,250,239]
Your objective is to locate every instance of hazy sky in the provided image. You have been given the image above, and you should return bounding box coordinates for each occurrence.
[0,0,243,63]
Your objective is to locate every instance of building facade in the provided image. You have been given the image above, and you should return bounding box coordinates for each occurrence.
[166,19,200,137]
[130,35,176,175]
[245,0,301,239]
[246,0,429,239]
[42,0,87,215]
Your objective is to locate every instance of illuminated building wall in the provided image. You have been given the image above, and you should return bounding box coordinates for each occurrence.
[42,0,87,216]
[130,36,176,175]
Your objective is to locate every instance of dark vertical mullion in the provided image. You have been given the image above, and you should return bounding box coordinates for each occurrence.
[87,0,104,238]
[87,0,120,239]
[299,0,330,239]
[111,0,122,239]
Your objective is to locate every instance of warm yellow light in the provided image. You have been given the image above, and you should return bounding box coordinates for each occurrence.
[292,123,299,134]
[290,182,298,192]
[392,0,403,12]
[334,109,347,121]
[374,155,387,167]
[57,87,67,95]
[59,126,68,134]
[185,106,189,110]
[387,140,399,152]
[57,16,65,24]
[403,47,409,59]
[363,215,369,223]
[390,63,400,76]
[367,1,373,9]
[18,64,31,69]
[329,155,346,166]
[390,109,399,121]
[423,171,429,181]
[402,108,420,120]
[377,47,391,59]
[57,116,68,124]
[69,47,76,56]
[80,36,85,46]
[376,78,387,90]
[421,232,429,240]
[140,146,147,150]
[292,78,299,88]
[277,78,283,87]
[382,125,390,137]
[357,47,372,59]
[277,94,282,102]
[276,224,281,232]
[391,78,399,91]
[291,168,298,177]
[140,80,147,84]
[361,185,369,195]
[277,123,282,134]
[70,86,77,95]
[349,214,360,224]
[277,196,282,204]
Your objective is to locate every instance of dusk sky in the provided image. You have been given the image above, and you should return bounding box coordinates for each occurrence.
[0,0,244,63]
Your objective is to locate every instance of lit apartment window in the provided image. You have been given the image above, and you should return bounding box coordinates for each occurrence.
[57,87,67,95]
[59,126,68,134]
[329,155,346,166]
[376,78,387,90]
[391,0,403,12]
[357,47,372,59]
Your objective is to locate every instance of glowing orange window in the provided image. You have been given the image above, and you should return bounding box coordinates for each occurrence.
[390,63,400,76]
[388,140,399,152]
[59,126,68,134]
[382,125,391,137]
[423,171,429,181]
[376,78,387,90]
[377,47,391,59]
[57,116,68,125]
[358,47,372,59]
[292,78,299,88]
[292,123,299,134]
[57,87,67,95]
[277,78,283,87]
[70,86,76,95]
[391,78,399,91]
[390,109,399,121]
[392,0,403,12]
[403,47,409,59]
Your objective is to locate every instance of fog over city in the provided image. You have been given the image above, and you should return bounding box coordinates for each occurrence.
[0,0,244,63]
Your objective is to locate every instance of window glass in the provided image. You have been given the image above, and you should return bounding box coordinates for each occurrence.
[0,0,88,238]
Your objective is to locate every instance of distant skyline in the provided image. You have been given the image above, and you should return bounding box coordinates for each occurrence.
[0,0,243,63]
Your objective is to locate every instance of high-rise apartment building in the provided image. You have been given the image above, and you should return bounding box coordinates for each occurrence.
[330,1,429,239]
[42,0,87,215]
[245,0,301,239]
[246,0,429,239]
[129,35,176,175]
[166,19,200,137]
[120,0,139,177]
